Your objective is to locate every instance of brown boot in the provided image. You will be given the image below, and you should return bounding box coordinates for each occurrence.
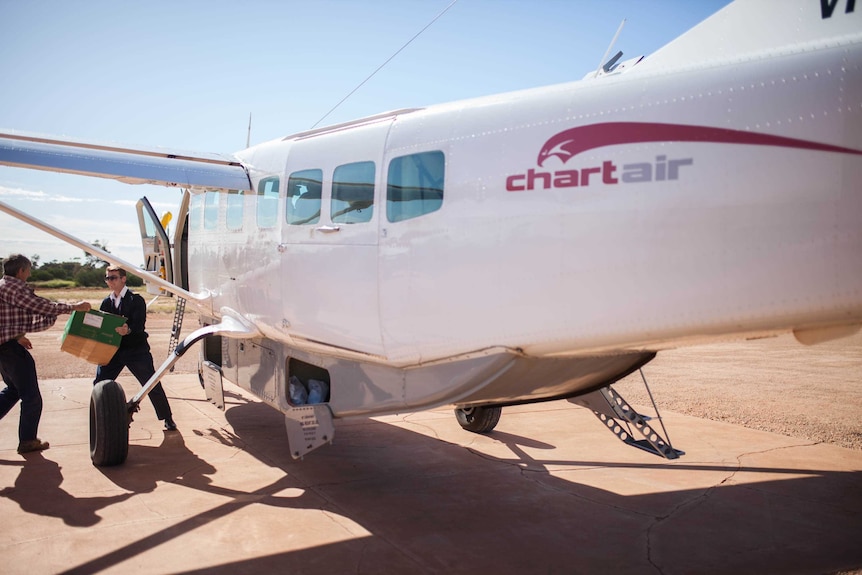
[17,439,50,454]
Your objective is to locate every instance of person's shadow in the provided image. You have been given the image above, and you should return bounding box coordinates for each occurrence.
[97,429,217,495]
[0,454,133,527]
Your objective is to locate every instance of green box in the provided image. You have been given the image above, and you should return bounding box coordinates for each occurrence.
[60,310,126,365]
[63,310,125,345]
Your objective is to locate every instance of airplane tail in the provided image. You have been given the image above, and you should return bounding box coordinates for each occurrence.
[636,0,861,72]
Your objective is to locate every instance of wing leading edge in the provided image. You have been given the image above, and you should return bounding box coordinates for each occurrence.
[0,130,251,191]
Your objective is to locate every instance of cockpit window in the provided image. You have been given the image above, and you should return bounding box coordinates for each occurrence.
[332,161,374,224]
[257,177,279,228]
[286,169,322,225]
[226,189,244,231]
[387,151,444,223]
[189,193,203,233]
[204,191,219,230]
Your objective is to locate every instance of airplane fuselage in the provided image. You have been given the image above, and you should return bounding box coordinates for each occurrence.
[184,21,862,418]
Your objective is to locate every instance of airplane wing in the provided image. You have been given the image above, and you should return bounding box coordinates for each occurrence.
[0,129,251,191]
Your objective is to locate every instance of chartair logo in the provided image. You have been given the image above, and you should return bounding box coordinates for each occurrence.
[506,122,862,192]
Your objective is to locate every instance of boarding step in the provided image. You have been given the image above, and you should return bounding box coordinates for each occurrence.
[570,384,684,459]
[167,297,186,371]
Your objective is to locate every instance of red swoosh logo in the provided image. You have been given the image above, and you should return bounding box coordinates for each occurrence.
[537,122,862,166]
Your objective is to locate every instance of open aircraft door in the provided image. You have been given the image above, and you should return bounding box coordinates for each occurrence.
[136,196,174,295]
[170,190,191,291]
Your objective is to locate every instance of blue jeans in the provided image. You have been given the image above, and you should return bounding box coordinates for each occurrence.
[0,339,42,442]
[95,346,172,420]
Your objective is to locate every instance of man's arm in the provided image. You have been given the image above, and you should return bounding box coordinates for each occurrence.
[15,284,89,317]
[28,300,91,332]
[13,284,90,333]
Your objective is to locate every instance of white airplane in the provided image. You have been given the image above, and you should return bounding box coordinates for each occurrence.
[1,0,860,466]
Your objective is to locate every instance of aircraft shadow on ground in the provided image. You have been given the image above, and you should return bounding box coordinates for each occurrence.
[3,391,860,575]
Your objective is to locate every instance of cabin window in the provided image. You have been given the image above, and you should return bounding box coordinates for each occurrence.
[189,193,203,233]
[226,189,244,231]
[204,191,219,230]
[257,177,279,228]
[387,151,444,223]
[286,169,322,225]
[332,161,375,224]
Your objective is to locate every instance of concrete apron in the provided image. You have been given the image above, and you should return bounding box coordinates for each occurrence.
[1,374,861,575]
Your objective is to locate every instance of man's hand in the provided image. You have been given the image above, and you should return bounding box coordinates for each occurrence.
[17,336,32,350]
[73,301,91,312]
[116,324,130,336]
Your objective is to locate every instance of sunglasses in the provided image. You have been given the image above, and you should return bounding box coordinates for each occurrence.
[104,276,121,281]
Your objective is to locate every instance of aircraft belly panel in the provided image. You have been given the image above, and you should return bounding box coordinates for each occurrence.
[237,340,279,406]
[280,343,653,418]
[278,347,511,417]
[451,352,655,407]
[221,337,239,385]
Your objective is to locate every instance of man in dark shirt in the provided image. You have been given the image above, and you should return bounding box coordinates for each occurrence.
[95,266,176,431]
[0,254,91,453]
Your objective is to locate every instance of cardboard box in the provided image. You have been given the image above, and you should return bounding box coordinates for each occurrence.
[60,310,125,365]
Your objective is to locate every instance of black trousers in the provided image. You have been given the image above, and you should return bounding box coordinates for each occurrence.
[0,339,42,442]
[94,346,172,420]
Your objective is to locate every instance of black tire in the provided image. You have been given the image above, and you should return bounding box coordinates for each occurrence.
[455,405,502,433]
[90,379,129,466]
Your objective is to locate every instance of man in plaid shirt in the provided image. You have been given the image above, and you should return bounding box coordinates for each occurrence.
[0,254,91,454]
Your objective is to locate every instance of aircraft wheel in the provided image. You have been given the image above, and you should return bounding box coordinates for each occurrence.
[455,405,502,433]
[90,379,129,466]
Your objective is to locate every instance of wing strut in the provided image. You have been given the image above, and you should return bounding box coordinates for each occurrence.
[0,199,207,303]
[127,309,259,413]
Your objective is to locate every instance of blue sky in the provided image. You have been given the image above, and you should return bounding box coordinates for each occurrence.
[0,0,731,267]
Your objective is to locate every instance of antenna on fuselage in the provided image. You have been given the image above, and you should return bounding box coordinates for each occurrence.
[246,113,252,148]
[594,18,626,78]
[310,0,459,129]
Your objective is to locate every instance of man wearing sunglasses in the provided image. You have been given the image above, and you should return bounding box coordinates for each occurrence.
[95,266,176,431]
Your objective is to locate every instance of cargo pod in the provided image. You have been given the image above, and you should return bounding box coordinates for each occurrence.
[284,357,333,459]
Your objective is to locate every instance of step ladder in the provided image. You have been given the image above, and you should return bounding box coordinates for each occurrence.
[167,297,186,372]
[569,374,684,459]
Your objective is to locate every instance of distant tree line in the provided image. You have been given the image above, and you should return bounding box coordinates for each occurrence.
[28,261,144,287]
[21,241,144,288]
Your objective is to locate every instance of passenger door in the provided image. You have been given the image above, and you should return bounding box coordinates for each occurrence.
[279,120,391,356]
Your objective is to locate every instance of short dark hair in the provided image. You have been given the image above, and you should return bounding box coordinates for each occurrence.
[106,265,127,277]
[3,254,31,277]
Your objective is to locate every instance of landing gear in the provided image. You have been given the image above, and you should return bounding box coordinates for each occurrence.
[87,320,247,467]
[89,379,130,467]
[455,405,502,433]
